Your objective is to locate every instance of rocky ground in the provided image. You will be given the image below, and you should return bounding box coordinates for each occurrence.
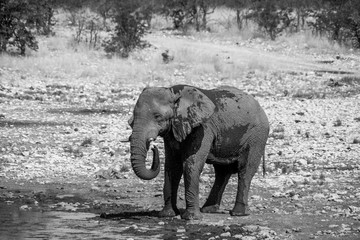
[1,32,360,239]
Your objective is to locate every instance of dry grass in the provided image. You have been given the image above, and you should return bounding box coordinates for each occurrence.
[150,7,348,54]
[149,7,263,41]
[0,33,156,88]
[277,30,348,54]
[0,7,352,91]
[150,14,173,30]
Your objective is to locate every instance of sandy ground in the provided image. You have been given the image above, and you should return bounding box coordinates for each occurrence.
[1,32,360,239]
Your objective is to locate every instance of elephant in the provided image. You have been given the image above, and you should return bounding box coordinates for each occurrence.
[128,84,269,220]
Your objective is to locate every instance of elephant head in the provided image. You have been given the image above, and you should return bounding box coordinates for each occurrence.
[128,86,215,180]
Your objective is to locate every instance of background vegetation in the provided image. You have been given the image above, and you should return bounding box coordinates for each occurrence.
[1,0,360,56]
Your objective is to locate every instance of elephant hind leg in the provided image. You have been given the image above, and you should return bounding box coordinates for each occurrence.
[201,164,232,213]
[230,145,263,216]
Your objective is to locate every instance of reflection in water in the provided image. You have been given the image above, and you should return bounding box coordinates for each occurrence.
[0,203,143,240]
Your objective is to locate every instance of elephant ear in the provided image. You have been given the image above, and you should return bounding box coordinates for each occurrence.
[172,87,215,142]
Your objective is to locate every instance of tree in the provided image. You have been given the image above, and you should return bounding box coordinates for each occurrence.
[0,0,53,55]
[159,0,216,32]
[96,0,116,29]
[308,0,360,48]
[223,0,251,30]
[283,0,319,32]
[102,0,150,57]
[244,0,290,40]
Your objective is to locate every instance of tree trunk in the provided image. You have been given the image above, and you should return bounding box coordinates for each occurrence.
[236,9,242,30]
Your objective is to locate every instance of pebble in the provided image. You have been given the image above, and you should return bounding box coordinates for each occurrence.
[313,193,326,200]
[349,205,360,213]
[251,195,261,200]
[336,190,347,195]
[258,229,276,238]
[292,194,300,200]
[56,194,75,199]
[91,186,100,191]
[129,224,138,230]
[220,232,231,237]
[272,207,280,213]
[19,205,31,211]
[223,225,231,232]
[296,159,308,166]
[290,176,305,184]
[239,236,256,240]
[272,192,286,198]
[294,203,303,208]
[242,225,259,233]
[177,228,186,233]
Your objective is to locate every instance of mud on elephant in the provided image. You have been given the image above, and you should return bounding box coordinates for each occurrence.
[127,85,269,220]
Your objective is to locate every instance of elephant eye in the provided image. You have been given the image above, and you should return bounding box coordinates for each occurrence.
[154,113,163,121]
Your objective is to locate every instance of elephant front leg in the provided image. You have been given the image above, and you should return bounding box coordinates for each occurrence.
[182,155,206,220]
[159,165,182,217]
[159,143,182,218]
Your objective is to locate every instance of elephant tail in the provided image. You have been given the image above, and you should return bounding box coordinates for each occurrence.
[262,149,266,177]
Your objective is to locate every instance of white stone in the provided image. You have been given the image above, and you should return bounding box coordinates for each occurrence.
[296,159,308,166]
[220,232,231,237]
[313,193,326,200]
[240,236,257,240]
[242,225,259,233]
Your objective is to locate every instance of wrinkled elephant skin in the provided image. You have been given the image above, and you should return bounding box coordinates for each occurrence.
[128,85,269,220]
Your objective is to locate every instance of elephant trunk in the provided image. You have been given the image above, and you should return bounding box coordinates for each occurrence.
[130,136,160,180]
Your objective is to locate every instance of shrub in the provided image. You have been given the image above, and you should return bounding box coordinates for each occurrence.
[308,0,360,48]
[72,8,103,49]
[161,0,216,32]
[102,1,149,57]
[103,12,147,57]
[245,0,294,40]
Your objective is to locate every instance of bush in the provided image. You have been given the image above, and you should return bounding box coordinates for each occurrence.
[103,12,147,57]
[308,0,360,48]
[161,0,216,32]
[72,8,103,49]
[102,2,149,57]
[245,0,294,40]
[0,0,54,55]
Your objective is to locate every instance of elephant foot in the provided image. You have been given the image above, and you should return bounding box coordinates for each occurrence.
[201,204,219,213]
[158,207,180,218]
[230,210,249,216]
[181,209,203,220]
[230,203,249,216]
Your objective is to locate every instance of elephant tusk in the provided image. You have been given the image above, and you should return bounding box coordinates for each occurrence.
[149,138,156,150]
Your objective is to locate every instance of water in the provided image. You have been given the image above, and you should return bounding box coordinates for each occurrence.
[0,202,157,240]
